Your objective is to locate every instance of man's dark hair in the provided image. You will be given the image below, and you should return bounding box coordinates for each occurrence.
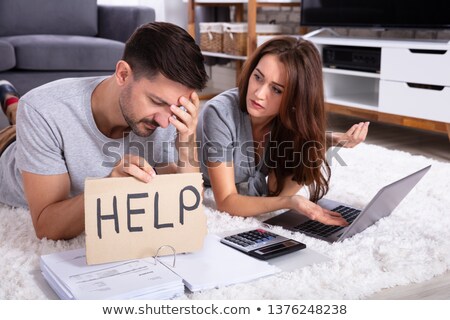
[123,22,208,90]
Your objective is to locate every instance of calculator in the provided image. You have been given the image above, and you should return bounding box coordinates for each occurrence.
[220,229,306,260]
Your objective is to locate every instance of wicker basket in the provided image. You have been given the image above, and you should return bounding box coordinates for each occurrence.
[199,22,223,53]
[222,23,247,56]
[223,23,283,56]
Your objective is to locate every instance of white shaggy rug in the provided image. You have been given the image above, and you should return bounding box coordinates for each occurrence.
[1,143,449,300]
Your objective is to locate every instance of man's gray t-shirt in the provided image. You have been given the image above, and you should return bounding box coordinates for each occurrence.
[197,87,268,196]
[0,77,177,208]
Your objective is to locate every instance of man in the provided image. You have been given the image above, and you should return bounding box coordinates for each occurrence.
[0,22,208,240]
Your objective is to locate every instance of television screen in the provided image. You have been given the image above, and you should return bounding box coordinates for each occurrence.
[300,0,450,29]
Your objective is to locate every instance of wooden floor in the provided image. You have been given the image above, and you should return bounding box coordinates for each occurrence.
[328,113,450,299]
[327,113,450,163]
[369,271,450,300]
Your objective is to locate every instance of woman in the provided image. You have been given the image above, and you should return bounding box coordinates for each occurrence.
[197,37,369,226]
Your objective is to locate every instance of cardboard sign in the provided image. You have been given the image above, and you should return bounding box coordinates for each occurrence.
[84,173,206,265]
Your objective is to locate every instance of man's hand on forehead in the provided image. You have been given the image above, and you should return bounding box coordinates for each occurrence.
[168,93,199,137]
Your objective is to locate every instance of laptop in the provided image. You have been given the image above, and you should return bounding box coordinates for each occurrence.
[264,165,431,242]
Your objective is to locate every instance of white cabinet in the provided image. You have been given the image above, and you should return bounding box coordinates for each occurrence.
[309,36,450,135]
[379,80,450,122]
[380,45,450,123]
[381,47,450,86]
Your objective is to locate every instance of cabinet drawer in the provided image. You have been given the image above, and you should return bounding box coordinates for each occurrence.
[379,80,450,123]
[381,47,450,86]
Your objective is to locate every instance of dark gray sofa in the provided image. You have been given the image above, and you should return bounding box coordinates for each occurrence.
[0,0,155,95]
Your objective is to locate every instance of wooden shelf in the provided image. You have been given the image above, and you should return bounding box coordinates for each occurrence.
[202,51,247,60]
[188,0,301,58]
[188,0,301,96]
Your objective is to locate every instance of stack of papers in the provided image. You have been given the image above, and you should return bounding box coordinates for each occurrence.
[158,235,280,292]
[40,235,281,299]
[40,249,184,300]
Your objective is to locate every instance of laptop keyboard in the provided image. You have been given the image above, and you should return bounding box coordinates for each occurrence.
[294,205,361,238]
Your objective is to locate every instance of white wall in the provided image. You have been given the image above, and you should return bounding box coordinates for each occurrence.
[97,0,187,28]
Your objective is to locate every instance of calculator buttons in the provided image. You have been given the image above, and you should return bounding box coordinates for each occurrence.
[221,229,306,260]
[222,229,288,252]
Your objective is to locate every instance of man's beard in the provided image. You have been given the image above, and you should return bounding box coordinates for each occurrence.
[120,98,159,137]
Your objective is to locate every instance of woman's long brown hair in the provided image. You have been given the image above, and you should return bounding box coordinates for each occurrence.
[238,37,330,202]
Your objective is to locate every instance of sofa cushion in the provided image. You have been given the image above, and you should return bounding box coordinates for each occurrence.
[0,0,98,37]
[0,40,15,71]
[4,35,124,71]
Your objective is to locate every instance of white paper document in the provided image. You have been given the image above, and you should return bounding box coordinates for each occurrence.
[158,234,281,292]
[41,235,284,299]
[40,249,184,300]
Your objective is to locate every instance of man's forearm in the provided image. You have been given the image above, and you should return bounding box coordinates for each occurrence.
[34,194,85,240]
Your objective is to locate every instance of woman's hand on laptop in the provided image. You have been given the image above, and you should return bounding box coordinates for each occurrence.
[109,154,157,183]
[291,195,349,226]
